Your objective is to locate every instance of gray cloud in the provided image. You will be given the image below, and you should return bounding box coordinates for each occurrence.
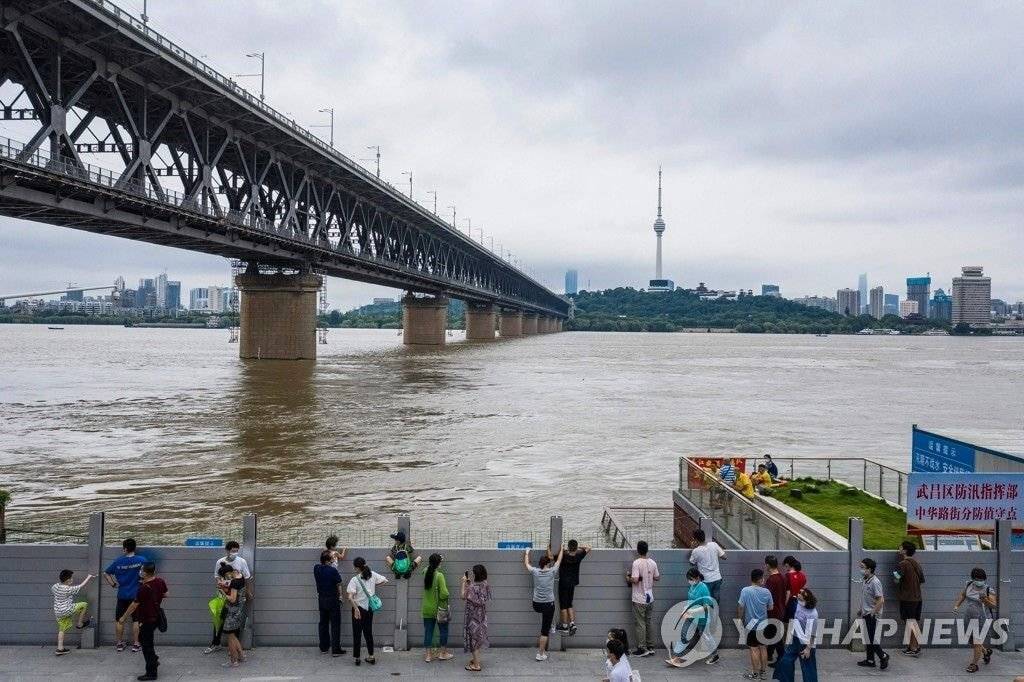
[1,0,1022,307]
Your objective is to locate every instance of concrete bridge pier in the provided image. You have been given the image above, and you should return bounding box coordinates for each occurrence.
[235,270,322,360]
[402,294,449,345]
[464,303,497,341]
[498,309,523,338]
[522,312,539,335]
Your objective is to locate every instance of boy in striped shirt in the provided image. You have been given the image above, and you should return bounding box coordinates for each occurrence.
[52,569,94,655]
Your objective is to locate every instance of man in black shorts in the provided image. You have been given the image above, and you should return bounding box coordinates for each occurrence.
[556,539,590,635]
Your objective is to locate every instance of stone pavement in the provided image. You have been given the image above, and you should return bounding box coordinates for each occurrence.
[0,645,1021,681]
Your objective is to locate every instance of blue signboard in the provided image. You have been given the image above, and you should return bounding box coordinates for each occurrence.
[497,541,532,550]
[185,537,223,547]
[912,428,975,473]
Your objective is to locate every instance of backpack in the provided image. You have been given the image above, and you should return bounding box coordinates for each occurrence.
[393,546,412,574]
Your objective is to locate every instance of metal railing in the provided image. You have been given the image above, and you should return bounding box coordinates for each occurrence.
[600,507,675,549]
[770,456,909,508]
[0,525,88,545]
[677,458,820,550]
[259,526,583,549]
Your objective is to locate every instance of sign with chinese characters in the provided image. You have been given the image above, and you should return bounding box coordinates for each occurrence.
[912,428,976,473]
[907,473,1024,535]
[497,541,532,550]
[688,457,749,489]
[185,537,223,547]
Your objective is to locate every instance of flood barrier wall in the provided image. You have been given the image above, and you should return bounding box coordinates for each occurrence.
[0,514,1018,652]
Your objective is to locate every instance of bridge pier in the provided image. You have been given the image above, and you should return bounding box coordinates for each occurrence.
[402,294,449,345]
[498,310,523,338]
[235,271,322,360]
[522,313,539,335]
[464,303,497,341]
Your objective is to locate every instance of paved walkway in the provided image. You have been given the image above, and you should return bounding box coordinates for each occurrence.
[0,645,1020,680]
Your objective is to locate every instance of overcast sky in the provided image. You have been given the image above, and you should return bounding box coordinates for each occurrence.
[1,0,1022,309]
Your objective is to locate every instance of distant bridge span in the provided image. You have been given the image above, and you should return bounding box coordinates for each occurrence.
[0,0,566,356]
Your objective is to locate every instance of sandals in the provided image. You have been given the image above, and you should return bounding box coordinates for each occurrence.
[966,663,979,673]
[465,664,482,672]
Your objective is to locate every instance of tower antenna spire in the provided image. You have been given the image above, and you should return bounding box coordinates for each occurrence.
[657,165,662,218]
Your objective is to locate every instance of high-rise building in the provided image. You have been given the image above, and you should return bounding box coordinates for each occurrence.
[906,276,931,319]
[647,167,674,292]
[884,293,899,317]
[858,273,868,314]
[952,266,991,327]
[155,273,168,307]
[119,288,137,308]
[991,299,1008,317]
[208,285,225,313]
[63,289,84,302]
[136,279,156,308]
[930,288,952,321]
[165,281,181,310]
[114,276,125,292]
[761,284,781,298]
[189,287,209,311]
[792,296,837,312]
[565,269,578,295]
[837,288,861,316]
[869,286,884,319]
[900,300,919,318]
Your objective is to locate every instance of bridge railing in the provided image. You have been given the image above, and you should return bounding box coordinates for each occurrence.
[678,457,820,550]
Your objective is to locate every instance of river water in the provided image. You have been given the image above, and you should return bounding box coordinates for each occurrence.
[0,325,1020,543]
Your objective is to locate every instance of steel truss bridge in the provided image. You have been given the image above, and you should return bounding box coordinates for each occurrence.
[0,0,568,318]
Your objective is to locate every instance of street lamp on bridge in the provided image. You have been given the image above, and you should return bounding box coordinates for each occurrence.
[311,107,334,147]
[365,146,381,177]
[237,52,266,101]
[401,171,413,198]
[448,205,456,228]
[426,190,437,214]
[462,217,471,237]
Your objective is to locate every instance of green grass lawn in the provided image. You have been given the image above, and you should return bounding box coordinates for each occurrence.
[764,477,920,550]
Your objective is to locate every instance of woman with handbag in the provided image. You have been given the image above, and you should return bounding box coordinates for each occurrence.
[219,563,248,668]
[954,567,998,674]
[421,553,453,662]
[346,557,388,666]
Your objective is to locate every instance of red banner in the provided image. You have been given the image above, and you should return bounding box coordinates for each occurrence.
[688,457,748,489]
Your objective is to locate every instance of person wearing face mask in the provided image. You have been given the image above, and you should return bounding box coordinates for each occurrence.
[953,567,997,674]
[856,558,888,670]
[204,541,251,655]
[666,568,713,668]
[772,588,818,682]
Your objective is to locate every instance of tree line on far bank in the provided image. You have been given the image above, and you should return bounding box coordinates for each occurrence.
[565,288,956,335]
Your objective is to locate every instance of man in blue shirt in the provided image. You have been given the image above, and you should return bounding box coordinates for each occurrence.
[103,538,148,652]
[313,550,346,656]
[738,568,774,680]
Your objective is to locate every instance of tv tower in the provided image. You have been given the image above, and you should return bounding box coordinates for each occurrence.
[648,166,673,291]
[653,166,666,279]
